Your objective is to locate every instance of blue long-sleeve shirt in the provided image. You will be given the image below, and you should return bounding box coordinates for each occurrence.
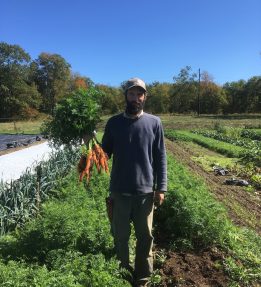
[102,112,167,194]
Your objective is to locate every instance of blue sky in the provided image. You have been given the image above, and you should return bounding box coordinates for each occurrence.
[1,0,260,87]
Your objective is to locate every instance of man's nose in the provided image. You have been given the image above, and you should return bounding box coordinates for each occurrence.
[132,94,140,101]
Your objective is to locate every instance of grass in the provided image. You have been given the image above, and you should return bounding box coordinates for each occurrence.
[0,120,44,134]
[1,114,260,134]
[159,114,261,130]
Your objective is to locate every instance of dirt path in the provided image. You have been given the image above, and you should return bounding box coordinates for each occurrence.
[165,139,261,234]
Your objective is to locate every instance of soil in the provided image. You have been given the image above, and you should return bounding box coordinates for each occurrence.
[152,139,261,287]
[157,248,229,287]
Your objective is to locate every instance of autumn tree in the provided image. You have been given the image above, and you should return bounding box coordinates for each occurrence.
[69,73,94,91]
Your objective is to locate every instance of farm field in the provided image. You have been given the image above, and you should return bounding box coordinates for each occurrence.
[0,114,260,286]
[159,114,261,130]
[0,119,44,135]
[164,139,261,234]
[162,114,261,233]
[158,114,261,286]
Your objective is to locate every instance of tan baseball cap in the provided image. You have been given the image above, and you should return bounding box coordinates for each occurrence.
[125,77,147,92]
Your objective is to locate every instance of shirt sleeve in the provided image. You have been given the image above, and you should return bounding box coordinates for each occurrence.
[102,120,113,159]
[153,120,167,192]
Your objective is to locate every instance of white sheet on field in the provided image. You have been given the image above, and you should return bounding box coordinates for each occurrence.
[0,142,53,183]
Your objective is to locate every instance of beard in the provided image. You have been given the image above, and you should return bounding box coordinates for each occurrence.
[125,99,145,115]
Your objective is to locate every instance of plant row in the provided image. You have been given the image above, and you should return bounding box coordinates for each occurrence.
[192,129,260,150]
[191,129,261,167]
[165,129,245,158]
[241,129,261,141]
[0,146,80,236]
[155,154,261,286]
[0,167,129,286]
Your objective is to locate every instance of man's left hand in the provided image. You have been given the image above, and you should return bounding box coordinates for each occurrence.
[154,191,165,206]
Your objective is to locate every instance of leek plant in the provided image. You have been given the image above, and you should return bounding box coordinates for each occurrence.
[0,147,80,235]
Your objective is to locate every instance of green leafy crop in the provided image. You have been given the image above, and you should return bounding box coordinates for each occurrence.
[42,88,102,147]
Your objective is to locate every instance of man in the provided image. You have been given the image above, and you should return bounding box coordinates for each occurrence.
[102,77,167,287]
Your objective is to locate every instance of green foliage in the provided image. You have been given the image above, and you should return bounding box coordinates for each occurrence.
[192,128,260,150]
[1,41,261,117]
[33,52,71,114]
[250,174,261,189]
[0,165,129,286]
[157,155,233,247]
[199,72,228,114]
[0,42,42,118]
[15,177,112,261]
[155,154,261,285]
[240,145,261,167]
[146,82,171,113]
[0,147,80,235]
[0,252,127,287]
[189,126,261,168]
[241,128,261,140]
[165,129,245,157]
[41,88,102,147]
[0,137,260,285]
[169,66,198,113]
[95,84,125,114]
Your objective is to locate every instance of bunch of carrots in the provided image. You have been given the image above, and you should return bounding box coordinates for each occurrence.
[78,138,109,183]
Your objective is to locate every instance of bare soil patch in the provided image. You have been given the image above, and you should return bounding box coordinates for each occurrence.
[157,248,229,287]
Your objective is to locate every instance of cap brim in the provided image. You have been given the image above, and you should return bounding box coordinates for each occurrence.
[126,84,146,92]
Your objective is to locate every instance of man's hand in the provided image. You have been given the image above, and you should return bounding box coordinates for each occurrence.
[154,191,165,207]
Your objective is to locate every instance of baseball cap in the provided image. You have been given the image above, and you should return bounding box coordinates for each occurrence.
[124,77,147,92]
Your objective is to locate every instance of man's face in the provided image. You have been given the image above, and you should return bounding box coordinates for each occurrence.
[126,86,146,115]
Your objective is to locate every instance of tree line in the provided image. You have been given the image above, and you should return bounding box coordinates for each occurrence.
[0,42,260,119]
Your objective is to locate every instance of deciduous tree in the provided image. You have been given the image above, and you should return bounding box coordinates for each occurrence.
[33,53,71,114]
[170,66,198,113]
[0,42,41,118]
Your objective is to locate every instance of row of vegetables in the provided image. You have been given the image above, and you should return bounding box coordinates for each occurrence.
[0,160,129,286]
[0,143,260,286]
[0,147,80,236]
[165,128,261,168]
[192,129,260,149]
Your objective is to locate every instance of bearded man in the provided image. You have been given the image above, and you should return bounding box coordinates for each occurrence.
[102,77,167,287]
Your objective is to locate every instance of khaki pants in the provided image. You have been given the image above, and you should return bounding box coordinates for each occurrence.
[111,192,154,281]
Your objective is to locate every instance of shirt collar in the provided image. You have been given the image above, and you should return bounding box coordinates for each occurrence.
[123,110,144,119]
